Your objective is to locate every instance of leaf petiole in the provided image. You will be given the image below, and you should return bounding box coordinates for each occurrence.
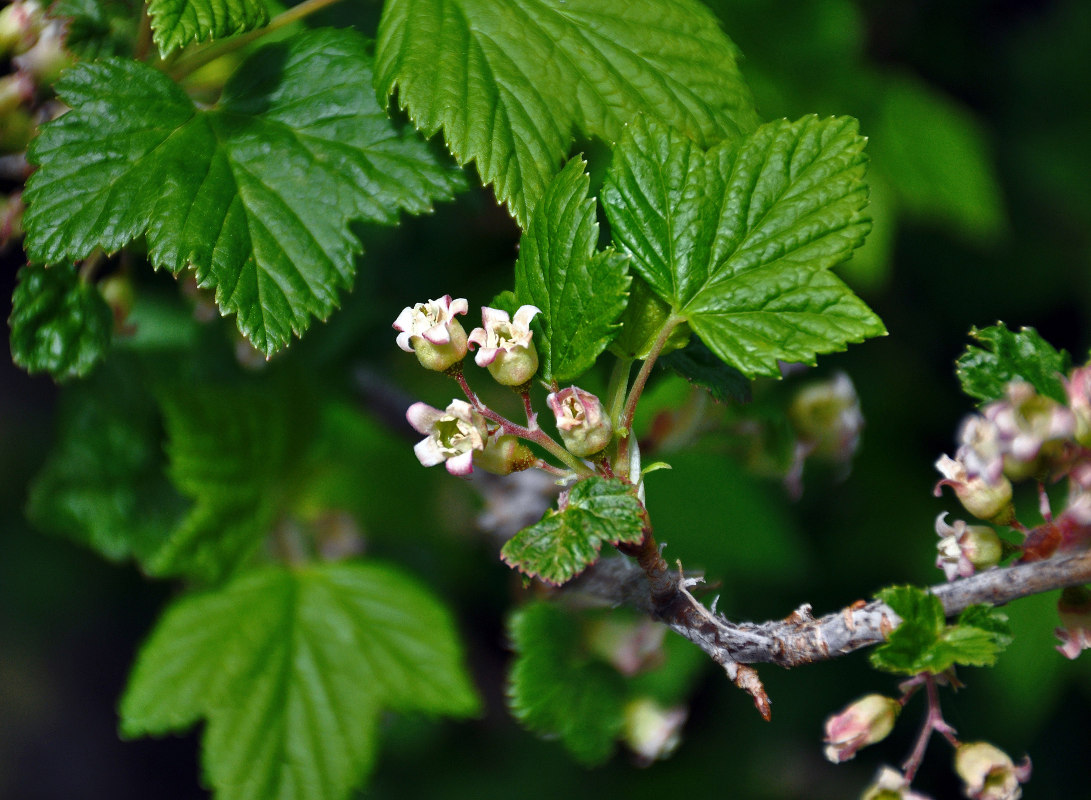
[167,0,346,81]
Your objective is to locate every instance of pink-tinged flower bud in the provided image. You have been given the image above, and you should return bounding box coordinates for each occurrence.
[546,386,612,457]
[12,19,71,85]
[0,72,33,117]
[1055,585,1091,660]
[954,742,1031,800]
[860,767,932,800]
[934,454,1014,524]
[1065,365,1091,447]
[787,372,863,462]
[393,296,469,371]
[467,305,540,386]
[956,415,1006,485]
[935,513,1003,581]
[406,399,487,476]
[0,1,43,58]
[621,697,687,766]
[822,694,900,763]
[474,433,534,476]
[984,381,1076,478]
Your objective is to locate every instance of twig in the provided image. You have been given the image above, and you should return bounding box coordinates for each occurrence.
[565,549,1091,716]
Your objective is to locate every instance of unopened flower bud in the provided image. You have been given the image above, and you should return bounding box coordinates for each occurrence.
[13,19,72,85]
[934,454,1014,524]
[621,697,687,765]
[547,386,612,457]
[860,767,931,800]
[0,1,44,58]
[935,513,1003,581]
[393,295,469,371]
[823,693,900,763]
[1066,364,1091,446]
[788,372,863,461]
[1055,585,1091,660]
[406,399,487,476]
[474,433,534,475]
[954,741,1031,800]
[468,305,540,386]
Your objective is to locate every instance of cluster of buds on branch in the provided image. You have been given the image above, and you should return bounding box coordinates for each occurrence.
[825,675,1031,800]
[934,367,1091,658]
[394,297,616,480]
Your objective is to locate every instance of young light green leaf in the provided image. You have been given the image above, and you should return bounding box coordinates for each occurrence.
[26,358,186,563]
[9,262,112,381]
[870,586,1012,675]
[507,602,626,764]
[375,0,759,227]
[956,323,1070,406]
[514,157,630,381]
[121,562,479,800]
[23,29,464,356]
[147,0,268,55]
[602,115,885,378]
[501,477,645,585]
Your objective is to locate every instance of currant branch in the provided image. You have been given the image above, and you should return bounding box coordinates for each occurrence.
[567,547,1091,713]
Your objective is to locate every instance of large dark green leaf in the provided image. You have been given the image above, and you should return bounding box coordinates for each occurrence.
[24,29,463,355]
[375,0,758,226]
[603,115,884,377]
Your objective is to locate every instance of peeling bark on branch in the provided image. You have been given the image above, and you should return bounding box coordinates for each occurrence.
[567,549,1091,717]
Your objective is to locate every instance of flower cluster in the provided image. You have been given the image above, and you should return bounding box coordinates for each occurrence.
[394,297,615,479]
[933,371,1091,583]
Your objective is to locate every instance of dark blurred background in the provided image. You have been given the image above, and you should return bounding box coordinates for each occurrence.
[3,0,1091,797]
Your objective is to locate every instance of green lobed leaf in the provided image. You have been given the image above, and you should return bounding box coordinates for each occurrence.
[514,157,630,381]
[146,380,306,584]
[602,115,885,378]
[956,323,1070,406]
[26,357,186,563]
[147,0,269,56]
[507,602,626,764]
[375,0,759,227]
[501,477,645,585]
[23,29,464,356]
[120,562,479,800]
[870,586,1012,675]
[9,262,112,381]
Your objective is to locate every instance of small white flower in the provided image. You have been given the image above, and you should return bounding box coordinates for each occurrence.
[406,399,487,476]
[393,296,469,371]
[935,512,1002,581]
[467,305,541,385]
